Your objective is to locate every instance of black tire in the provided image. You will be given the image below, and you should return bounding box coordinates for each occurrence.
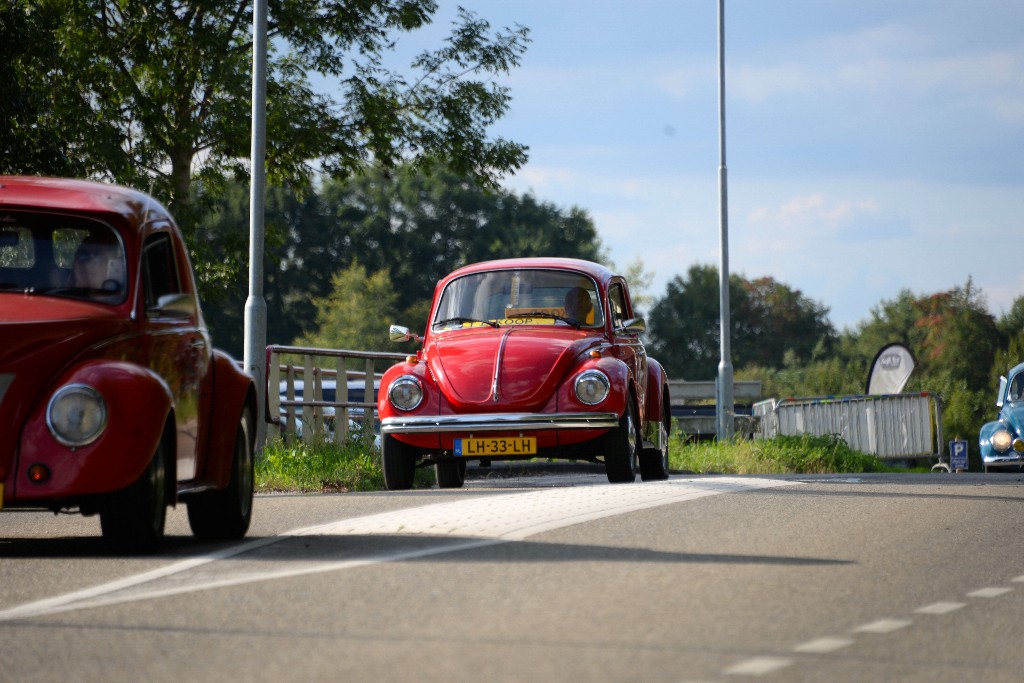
[382,434,418,490]
[435,459,467,488]
[640,412,670,481]
[604,396,638,483]
[100,430,169,554]
[188,408,255,540]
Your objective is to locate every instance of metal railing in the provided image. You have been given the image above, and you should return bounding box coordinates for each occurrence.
[752,392,944,460]
[265,344,408,443]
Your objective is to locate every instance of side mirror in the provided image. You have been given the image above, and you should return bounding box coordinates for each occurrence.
[149,292,196,319]
[389,324,423,344]
[617,317,646,334]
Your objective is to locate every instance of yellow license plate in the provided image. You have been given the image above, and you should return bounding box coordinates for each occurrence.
[455,437,537,457]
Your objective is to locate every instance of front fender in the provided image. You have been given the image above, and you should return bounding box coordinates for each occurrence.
[643,358,670,427]
[199,350,256,488]
[16,360,173,501]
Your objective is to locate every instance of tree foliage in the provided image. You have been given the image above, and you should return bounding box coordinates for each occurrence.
[198,167,606,355]
[645,264,836,380]
[4,0,530,295]
[295,263,400,352]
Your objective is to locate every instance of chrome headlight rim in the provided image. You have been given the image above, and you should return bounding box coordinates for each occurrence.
[990,428,1014,453]
[388,375,424,412]
[46,383,108,447]
[574,369,611,406]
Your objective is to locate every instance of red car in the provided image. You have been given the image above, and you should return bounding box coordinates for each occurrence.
[0,177,257,552]
[379,257,671,488]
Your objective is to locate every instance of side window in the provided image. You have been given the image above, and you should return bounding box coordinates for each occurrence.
[609,283,628,329]
[142,233,180,311]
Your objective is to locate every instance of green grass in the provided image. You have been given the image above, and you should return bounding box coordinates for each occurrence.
[255,428,909,493]
[668,431,906,475]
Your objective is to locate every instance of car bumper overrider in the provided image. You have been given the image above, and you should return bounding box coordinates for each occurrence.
[381,411,618,434]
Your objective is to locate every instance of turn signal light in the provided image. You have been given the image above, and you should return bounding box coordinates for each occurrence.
[27,463,51,484]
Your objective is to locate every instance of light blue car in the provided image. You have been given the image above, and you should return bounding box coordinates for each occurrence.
[979,361,1024,472]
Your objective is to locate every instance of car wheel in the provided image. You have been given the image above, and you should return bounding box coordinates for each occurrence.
[435,459,467,488]
[604,395,638,483]
[100,428,169,553]
[188,408,255,540]
[382,434,418,490]
[640,413,670,481]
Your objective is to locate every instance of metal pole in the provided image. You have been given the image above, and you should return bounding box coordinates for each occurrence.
[716,0,735,440]
[244,0,269,449]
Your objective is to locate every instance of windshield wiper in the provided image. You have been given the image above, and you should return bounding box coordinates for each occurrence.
[434,317,499,329]
[505,311,582,329]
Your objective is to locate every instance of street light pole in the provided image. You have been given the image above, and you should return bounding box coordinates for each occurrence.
[716,0,735,440]
[244,0,269,448]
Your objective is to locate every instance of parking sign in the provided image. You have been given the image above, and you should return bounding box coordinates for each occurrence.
[949,440,969,471]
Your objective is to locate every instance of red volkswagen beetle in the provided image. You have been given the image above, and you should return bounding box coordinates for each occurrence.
[0,177,257,552]
[379,257,671,488]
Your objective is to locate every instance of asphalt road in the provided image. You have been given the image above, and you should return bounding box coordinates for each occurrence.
[2,470,1023,683]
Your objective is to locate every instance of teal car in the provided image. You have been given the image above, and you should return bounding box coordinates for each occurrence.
[979,361,1024,472]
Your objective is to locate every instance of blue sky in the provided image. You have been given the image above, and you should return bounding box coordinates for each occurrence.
[390,1,1024,330]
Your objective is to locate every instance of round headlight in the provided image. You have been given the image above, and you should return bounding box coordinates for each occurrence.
[47,384,107,447]
[389,375,424,411]
[991,429,1013,453]
[574,370,610,406]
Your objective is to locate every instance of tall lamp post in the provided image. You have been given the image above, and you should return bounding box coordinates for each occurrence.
[244,0,269,448]
[716,0,735,440]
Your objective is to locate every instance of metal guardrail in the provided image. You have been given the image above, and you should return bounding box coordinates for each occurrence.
[265,345,407,443]
[752,392,944,460]
[667,380,762,439]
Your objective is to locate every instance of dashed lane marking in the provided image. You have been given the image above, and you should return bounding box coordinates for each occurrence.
[792,637,854,654]
[723,657,793,676]
[853,618,913,634]
[967,586,1013,598]
[915,602,966,615]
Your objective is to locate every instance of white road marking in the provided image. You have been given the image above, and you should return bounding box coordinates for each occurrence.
[853,619,913,634]
[0,476,794,622]
[967,587,1013,598]
[724,657,793,676]
[915,602,965,615]
[1012,575,1024,583]
[792,637,854,653]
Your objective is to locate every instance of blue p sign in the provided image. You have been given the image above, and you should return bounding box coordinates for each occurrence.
[949,440,968,471]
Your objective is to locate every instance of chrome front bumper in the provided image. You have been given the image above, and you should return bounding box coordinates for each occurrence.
[381,412,619,435]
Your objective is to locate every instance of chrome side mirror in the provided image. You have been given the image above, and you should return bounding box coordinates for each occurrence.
[390,325,423,344]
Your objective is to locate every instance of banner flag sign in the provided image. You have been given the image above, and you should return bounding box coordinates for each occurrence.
[866,343,915,395]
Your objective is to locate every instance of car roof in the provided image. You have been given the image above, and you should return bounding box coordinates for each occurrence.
[0,176,174,232]
[442,257,618,287]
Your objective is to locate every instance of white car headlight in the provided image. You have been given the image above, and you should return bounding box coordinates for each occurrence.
[389,375,424,411]
[574,370,610,405]
[47,384,107,447]
[990,429,1013,453]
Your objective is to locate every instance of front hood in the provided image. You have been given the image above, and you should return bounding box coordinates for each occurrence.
[0,296,128,371]
[426,327,600,411]
[0,297,133,477]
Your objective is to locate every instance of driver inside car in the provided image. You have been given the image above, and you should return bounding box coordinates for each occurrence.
[563,286,594,325]
[71,238,125,298]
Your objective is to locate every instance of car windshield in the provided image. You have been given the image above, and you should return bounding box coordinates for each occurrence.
[432,269,604,330]
[0,213,127,304]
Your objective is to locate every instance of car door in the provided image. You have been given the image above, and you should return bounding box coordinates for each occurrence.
[140,230,211,481]
[607,280,648,419]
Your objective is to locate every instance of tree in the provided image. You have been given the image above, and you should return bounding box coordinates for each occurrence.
[295,263,400,352]
[645,264,835,380]
[197,168,606,355]
[10,1,530,293]
[0,2,113,177]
